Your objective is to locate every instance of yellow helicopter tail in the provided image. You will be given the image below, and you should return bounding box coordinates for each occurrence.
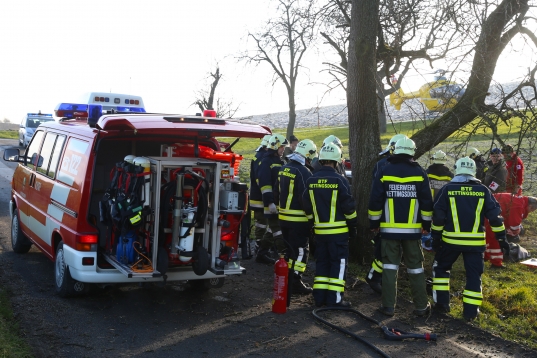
[390,88,405,111]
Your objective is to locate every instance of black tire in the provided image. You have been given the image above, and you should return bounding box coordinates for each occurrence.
[192,246,209,276]
[11,211,32,254]
[55,242,89,297]
[190,277,225,291]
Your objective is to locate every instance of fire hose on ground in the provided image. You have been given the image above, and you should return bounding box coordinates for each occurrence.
[312,306,437,358]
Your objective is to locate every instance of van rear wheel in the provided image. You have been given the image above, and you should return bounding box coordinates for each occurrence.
[55,242,89,297]
[11,211,32,254]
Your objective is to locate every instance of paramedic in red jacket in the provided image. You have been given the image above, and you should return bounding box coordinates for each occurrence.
[484,193,537,268]
[502,144,524,195]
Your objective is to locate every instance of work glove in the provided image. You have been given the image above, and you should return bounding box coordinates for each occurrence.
[268,203,278,214]
[431,232,442,252]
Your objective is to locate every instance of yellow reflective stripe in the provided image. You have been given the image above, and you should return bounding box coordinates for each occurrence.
[472,198,484,233]
[372,259,383,273]
[285,180,294,210]
[491,224,505,232]
[314,227,349,235]
[278,214,309,222]
[279,208,306,215]
[428,174,452,181]
[306,214,313,219]
[315,221,347,227]
[288,260,306,272]
[250,199,263,205]
[330,278,345,285]
[431,224,444,231]
[380,222,421,228]
[309,190,320,223]
[313,283,329,290]
[270,163,282,169]
[408,198,416,224]
[313,276,330,290]
[432,277,450,291]
[442,237,486,246]
[443,231,485,238]
[328,278,345,292]
[345,211,357,220]
[449,197,460,232]
[330,191,337,223]
[389,198,395,223]
[381,176,425,183]
[261,185,272,193]
[462,290,483,306]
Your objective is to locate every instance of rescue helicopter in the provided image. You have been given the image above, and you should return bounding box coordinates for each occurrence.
[389,69,466,114]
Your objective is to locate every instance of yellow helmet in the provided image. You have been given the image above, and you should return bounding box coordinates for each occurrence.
[454,156,476,176]
[260,134,271,147]
[294,139,318,159]
[322,135,343,149]
[393,137,416,156]
[319,142,342,162]
[267,134,289,150]
[431,150,447,164]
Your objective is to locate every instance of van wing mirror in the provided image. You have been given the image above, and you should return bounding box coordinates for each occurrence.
[3,148,21,162]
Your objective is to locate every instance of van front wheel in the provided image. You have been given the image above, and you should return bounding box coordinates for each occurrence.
[11,211,32,254]
[55,242,89,297]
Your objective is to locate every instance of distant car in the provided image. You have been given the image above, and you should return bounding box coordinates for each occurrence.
[19,113,55,147]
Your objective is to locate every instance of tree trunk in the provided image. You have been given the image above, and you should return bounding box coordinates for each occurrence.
[411,0,528,159]
[287,91,297,139]
[347,0,380,262]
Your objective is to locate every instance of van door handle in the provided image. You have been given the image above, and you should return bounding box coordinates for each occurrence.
[29,173,36,187]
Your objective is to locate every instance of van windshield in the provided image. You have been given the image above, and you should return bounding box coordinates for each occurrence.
[27,117,54,128]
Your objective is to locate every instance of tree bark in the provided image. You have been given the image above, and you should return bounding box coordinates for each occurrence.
[411,0,529,158]
[347,0,380,261]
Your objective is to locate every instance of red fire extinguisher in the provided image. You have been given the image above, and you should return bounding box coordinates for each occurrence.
[272,255,288,314]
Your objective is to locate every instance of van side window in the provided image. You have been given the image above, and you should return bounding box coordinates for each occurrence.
[57,138,90,189]
[36,133,66,178]
[25,131,44,170]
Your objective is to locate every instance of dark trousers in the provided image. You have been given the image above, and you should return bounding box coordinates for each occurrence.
[312,234,349,305]
[432,247,484,318]
[280,221,311,277]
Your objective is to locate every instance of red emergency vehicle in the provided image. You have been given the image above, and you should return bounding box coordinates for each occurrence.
[4,103,270,296]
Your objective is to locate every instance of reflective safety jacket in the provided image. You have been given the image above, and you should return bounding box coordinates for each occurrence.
[426,164,454,199]
[256,150,284,218]
[431,176,505,251]
[368,155,433,240]
[303,166,357,235]
[274,160,312,223]
[249,150,265,212]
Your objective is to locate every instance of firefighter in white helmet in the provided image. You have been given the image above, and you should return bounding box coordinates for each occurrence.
[466,147,486,181]
[249,134,273,257]
[255,134,289,264]
[303,143,357,307]
[368,137,433,317]
[365,133,408,294]
[431,156,505,321]
[274,139,317,294]
[311,135,347,178]
[426,150,453,199]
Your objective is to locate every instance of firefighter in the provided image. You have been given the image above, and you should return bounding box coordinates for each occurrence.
[485,193,537,268]
[255,134,288,264]
[303,143,357,307]
[368,137,433,317]
[426,150,454,199]
[250,135,273,259]
[312,135,347,177]
[282,134,299,160]
[467,147,486,181]
[275,139,318,294]
[502,144,524,195]
[365,133,408,294]
[431,156,505,321]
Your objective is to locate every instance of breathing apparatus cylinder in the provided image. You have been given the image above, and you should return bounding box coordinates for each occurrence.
[171,175,184,252]
[133,157,151,207]
[178,210,196,262]
[272,255,288,314]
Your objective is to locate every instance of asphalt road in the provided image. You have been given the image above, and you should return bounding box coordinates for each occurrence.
[0,139,535,358]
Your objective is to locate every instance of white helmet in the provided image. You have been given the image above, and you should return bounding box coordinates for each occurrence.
[454,156,476,176]
[393,137,416,156]
[431,150,447,164]
[267,134,289,150]
[466,147,480,158]
[380,133,408,155]
[322,135,343,149]
[294,139,318,159]
[319,142,342,162]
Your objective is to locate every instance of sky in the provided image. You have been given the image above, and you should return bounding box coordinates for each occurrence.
[0,0,535,123]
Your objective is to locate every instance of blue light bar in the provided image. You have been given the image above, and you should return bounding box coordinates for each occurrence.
[115,106,146,113]
[28,113,52,117]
